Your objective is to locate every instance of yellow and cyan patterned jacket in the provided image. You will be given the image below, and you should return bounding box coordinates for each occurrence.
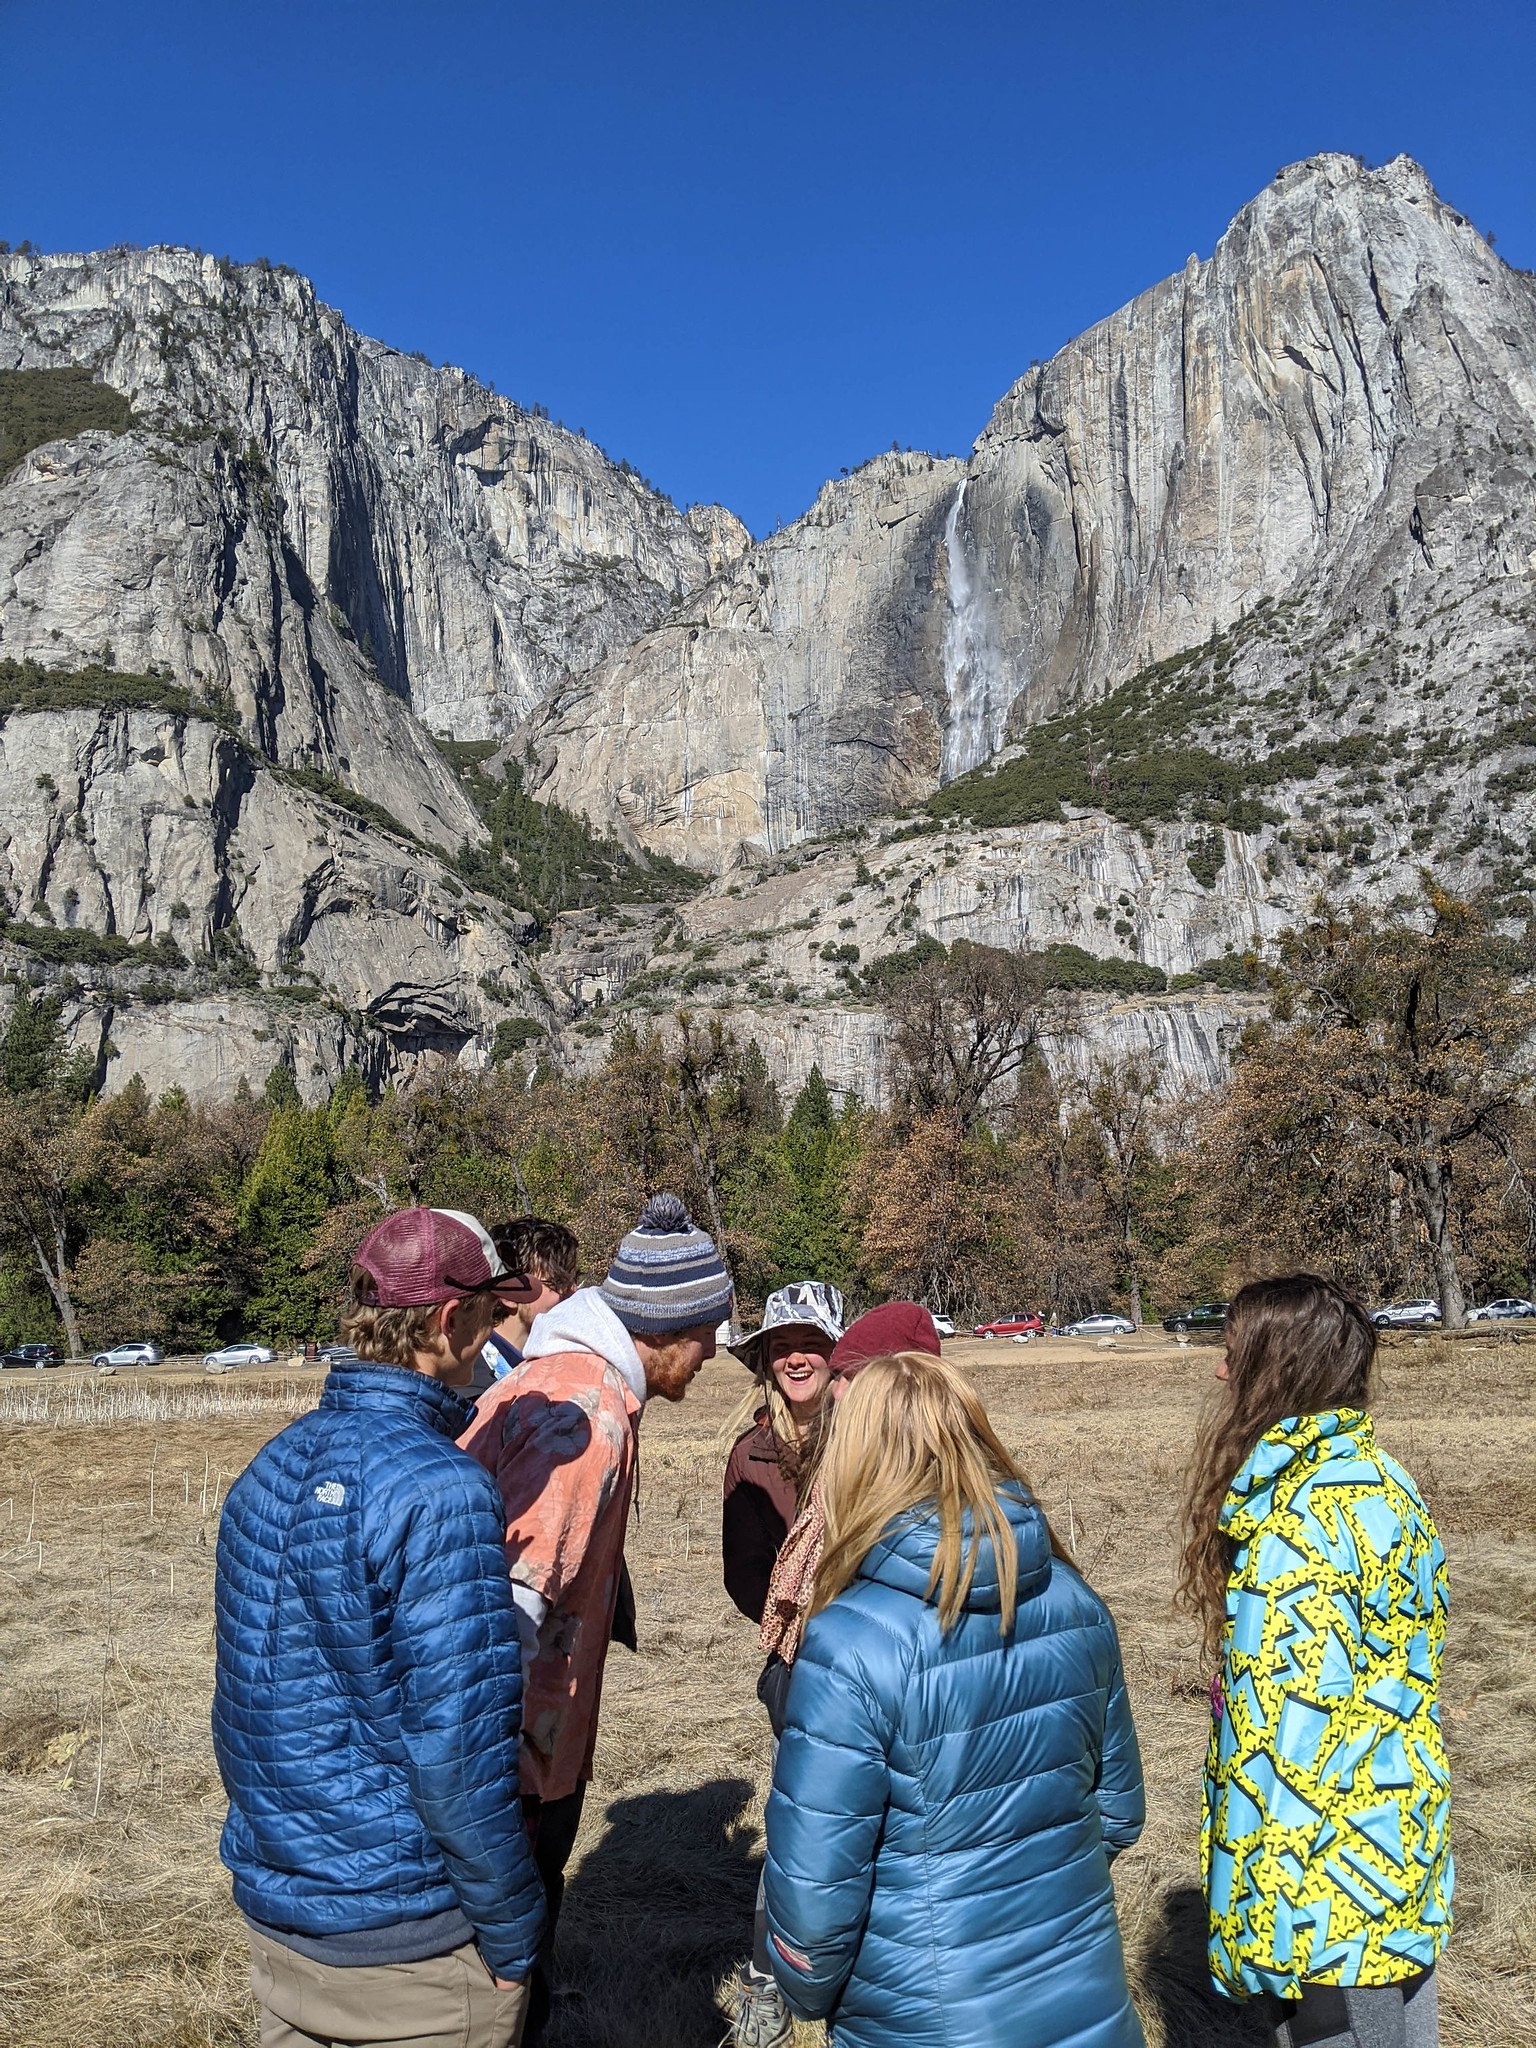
[1202,1408,1452,2001]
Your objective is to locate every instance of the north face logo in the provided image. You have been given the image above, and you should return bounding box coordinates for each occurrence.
[314,1481,345,1506]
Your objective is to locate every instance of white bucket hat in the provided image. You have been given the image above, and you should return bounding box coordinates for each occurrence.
[730,1280,846,1371]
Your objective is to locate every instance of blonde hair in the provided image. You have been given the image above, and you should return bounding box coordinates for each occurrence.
[340,1299,445,1369]
[340,1270,496,1370]
[812,1351,1064,1636]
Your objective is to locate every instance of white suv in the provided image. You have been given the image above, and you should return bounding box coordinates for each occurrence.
[92,1342,164,1368]
[1467,1297,1535,1323]
[1369,1300,1441,1328]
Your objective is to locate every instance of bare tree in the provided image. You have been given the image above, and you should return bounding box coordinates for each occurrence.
[0,1093,85,1357]
[883,941,1056,1134]
[1079,1049,1163,1326]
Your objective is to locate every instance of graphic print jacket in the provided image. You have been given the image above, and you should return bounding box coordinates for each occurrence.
[1203,1408,1452,2002]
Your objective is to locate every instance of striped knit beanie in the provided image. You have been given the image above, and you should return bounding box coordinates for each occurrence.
[601,1193,733,1336]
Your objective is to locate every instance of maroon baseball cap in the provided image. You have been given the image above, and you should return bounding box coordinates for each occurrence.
[352,1207,533,1308]
[831,1301,942,1378]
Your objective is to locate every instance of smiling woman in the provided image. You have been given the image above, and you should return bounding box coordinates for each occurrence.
[719,1279,846,2048]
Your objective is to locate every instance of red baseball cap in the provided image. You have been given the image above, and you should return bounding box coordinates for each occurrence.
[352,1207,533,1308]
[830,1301,942,1378]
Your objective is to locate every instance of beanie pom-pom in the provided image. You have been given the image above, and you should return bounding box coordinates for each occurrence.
[638,1191,690,1234]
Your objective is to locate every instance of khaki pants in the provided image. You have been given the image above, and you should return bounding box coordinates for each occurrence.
[247,1929,529,2048]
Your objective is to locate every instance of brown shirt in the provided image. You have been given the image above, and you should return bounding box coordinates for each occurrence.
[722,1415,799,1624]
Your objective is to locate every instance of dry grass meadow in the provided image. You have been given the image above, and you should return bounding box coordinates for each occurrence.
[0,1333,1531,2048]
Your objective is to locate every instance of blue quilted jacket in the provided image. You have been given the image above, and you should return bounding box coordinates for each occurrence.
[764,1486,1146,2048]
[212,1358,545,1979]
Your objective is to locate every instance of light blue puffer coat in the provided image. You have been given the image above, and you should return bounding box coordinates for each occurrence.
[764,1486,1146,2048]
[212,1357,545,1979]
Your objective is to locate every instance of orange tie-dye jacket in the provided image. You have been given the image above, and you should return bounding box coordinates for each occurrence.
[459,1320,641,1802]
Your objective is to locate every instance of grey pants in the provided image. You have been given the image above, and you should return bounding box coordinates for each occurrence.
[1272,1969,1437,2048]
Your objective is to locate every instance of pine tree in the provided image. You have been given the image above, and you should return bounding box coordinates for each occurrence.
[770,1068,861,1287]
[238,1102,342,1344]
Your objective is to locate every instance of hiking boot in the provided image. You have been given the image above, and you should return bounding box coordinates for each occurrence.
[727,1966,793,2048]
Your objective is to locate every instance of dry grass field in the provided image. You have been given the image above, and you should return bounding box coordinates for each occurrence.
[0,1333,1531,2048]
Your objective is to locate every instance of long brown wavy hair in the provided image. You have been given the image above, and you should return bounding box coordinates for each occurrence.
[812,1351,1068,1636]
[1178,1273,1377,1656]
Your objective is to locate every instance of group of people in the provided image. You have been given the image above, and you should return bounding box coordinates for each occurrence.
[212,1195,1452,2048]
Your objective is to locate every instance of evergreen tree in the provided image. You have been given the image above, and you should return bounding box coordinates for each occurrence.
[238,1101,343,1344]
[768,1068,862,1288]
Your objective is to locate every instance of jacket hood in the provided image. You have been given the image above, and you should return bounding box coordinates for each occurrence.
[320,1355,472,1439]
[521,1286,647,1407]
[859,1483,1052,1614]
[1219,1407,1373,1543]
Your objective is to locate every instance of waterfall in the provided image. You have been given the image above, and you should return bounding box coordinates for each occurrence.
[939,478,1001,782]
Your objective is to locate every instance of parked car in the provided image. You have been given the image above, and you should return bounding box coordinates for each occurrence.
[2,1349,38,1369]
[202,1342,276,1369]
[1059,1313,1137,1338]
[1370,1300,1441,1328]
[1162,1302,1228,1334]
[91,1341,164,1369]
[317,1343,358,1365]
[13,1342,62,1366]
[1467,1297,1536,1323]
[929,1313,957,1340]
[974,1312,1046,1340]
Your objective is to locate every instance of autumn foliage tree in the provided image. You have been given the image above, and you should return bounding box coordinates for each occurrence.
[1209,884,1536,1324]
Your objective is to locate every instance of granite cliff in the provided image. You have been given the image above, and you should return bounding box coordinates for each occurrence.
[529,154,1536,874]
[2,154,1533,1106]
[0,242,746,832]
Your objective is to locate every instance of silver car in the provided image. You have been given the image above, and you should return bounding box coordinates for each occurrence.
[202,1342,276,1368]
[1059,1313,1137,1337]
[92,1341,164,1368]
[1467,1297,1535,1323]
[1370,1300,1441,1328]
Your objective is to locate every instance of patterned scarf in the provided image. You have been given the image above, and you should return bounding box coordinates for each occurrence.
[759,1479,826,1666]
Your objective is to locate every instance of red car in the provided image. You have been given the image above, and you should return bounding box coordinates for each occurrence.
[974,1312,1046,1340]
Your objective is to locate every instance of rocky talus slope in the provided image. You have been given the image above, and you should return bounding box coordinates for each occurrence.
[529,153,1536,873]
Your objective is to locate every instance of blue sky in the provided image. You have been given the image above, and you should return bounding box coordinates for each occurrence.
[4,1,1532,534]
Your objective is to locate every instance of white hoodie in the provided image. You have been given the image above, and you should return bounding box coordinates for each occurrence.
[519,1286,648,1409]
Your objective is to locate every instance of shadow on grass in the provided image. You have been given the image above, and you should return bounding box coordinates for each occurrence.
[550,1776,761,2048]
[1134,1885,1274,2048]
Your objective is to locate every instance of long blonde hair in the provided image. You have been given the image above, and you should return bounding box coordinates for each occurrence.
[811,1351,1065,1636]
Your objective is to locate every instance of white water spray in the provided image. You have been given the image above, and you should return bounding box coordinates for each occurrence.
[939,478,1003,782]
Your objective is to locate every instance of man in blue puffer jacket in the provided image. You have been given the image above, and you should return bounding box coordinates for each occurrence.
[213,1207,547,2048]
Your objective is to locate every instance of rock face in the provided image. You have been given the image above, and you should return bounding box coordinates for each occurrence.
[0,243,744,1100]
[530,154,1536,868]
[3,156,1533,1112]
[0,702,552,1101]
[526,452,964,865]
[540,819,1277,1103]
[0,245,747,841]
